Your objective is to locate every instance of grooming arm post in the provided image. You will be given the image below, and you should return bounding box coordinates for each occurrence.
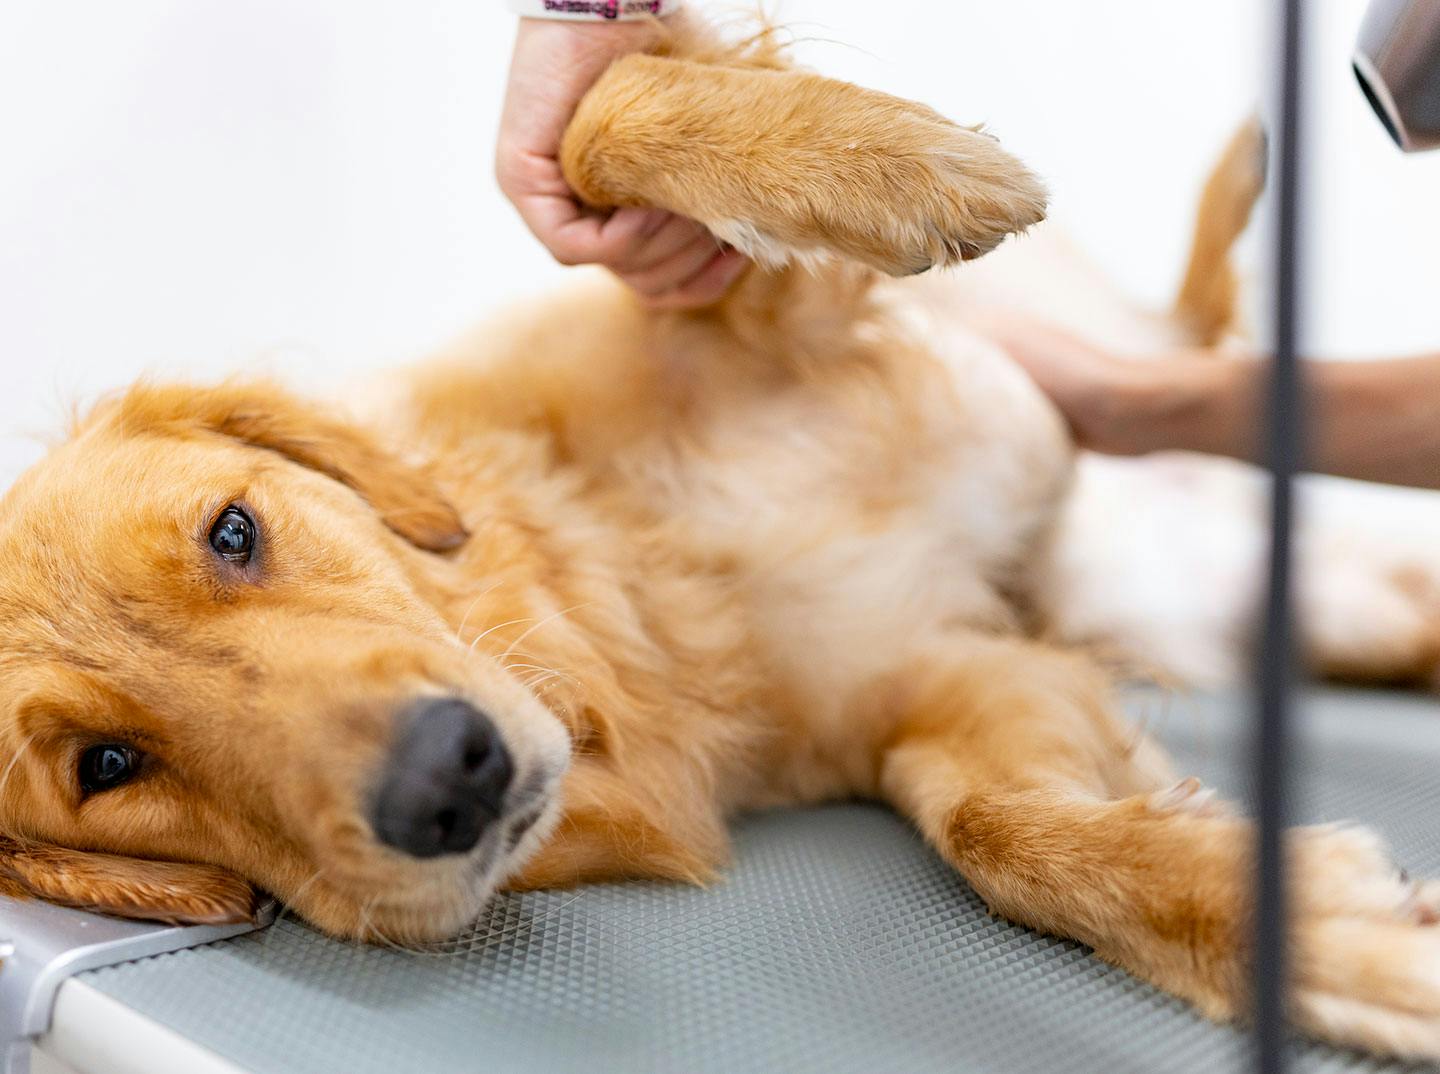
[1253,0,1308,1070]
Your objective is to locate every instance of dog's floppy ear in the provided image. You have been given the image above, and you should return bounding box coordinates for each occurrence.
[110,381,468,553]
[0,834,261,926]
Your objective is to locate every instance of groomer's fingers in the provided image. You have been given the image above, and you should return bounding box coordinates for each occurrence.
[516,195,635,267]
[606,214,714,275]
[505,153,747,307]
[514,191,714,280]
[588,206,673,262]
[619,232,733,298]
[640,248,752,310]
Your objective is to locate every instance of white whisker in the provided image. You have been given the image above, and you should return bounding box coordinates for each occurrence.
[466,616,538,655]
[499,602,595,662]
[453,580,505,644]
[0,734,36,804]
[520,671,568,692]
[504,662,578,687]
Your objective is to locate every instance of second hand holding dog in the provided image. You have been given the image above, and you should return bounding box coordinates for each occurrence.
[990,318,1440,491]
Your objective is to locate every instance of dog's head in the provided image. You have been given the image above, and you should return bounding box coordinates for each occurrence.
[0,382,570,939]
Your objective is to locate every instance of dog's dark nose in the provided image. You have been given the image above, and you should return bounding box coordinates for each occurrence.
[372,699,514,859]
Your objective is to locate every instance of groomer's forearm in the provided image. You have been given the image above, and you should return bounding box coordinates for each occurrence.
[1128,355,1263,463]
[1134,353,1440,490]
[1309,356,1440,489]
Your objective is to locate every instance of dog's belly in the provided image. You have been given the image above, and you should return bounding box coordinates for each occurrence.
[1035,452,1267,685]
[1037,453,1440,688]
[635,302,1072,764]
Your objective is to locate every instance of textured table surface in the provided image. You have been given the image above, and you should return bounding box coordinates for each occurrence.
[76,689,1440,1074]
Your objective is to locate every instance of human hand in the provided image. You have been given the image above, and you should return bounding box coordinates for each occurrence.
[496,17,750,309]
[980,316,1257,458]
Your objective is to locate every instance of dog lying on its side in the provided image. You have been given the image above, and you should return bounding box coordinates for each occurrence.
[2,23,1439,1061]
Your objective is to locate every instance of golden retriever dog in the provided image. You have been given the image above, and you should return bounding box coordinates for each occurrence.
[3,21,1439,1062]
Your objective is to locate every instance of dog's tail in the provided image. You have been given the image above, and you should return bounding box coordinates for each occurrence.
[1171,117,1267,345]
[557,26,1047,287]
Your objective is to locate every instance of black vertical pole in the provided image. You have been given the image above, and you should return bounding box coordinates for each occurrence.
[1254,0,1306,1070]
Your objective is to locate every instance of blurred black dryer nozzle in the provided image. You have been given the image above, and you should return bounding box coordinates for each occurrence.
[1355,0,1440,152]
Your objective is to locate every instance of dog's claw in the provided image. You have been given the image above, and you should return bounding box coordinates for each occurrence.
[1149,777,1228,818]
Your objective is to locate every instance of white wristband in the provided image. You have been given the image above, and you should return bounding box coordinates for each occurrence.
[506,0,681,19]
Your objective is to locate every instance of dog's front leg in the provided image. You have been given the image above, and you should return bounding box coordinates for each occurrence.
[559,53,1046,277]
[876,635,1440,1061]
[505,761,730,893]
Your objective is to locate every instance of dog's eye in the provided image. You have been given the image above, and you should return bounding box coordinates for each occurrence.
[78,744,141,794]
[209,507,256,563]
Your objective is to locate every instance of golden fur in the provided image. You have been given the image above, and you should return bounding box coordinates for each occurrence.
[2,21,1439,1062]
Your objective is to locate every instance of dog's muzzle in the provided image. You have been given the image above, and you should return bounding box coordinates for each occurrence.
[371,698,515,859]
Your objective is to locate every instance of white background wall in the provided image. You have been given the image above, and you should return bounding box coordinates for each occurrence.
[1,1,1437,488]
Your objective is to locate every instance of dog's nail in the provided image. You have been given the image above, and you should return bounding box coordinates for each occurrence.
[1150,777,1202,813]
[1147,777,1230,818]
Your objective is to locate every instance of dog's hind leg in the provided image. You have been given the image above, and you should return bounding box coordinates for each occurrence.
[875,634,1440,1060]
[559,54,1047,278]
[1172,117,1267,345]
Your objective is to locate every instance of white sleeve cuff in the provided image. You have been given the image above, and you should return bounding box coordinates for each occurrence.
[505,0,681,18]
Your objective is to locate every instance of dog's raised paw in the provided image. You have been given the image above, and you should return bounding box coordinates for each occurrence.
[781,94,1049,277]
[901,115,1050,271]
[562,56,1046,279]
[706,101,1046,277]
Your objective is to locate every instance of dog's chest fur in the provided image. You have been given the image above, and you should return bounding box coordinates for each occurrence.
[385,272,1072,805]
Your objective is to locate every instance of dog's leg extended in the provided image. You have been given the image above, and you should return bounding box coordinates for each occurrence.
[877,635,1440,1060]
[559,53,1047,277]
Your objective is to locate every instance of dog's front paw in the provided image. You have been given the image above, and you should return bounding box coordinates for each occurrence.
[871,104,1049,272]
[564,55,1046,280]
[1289,824,1440,1060]
[711,88,1047,277]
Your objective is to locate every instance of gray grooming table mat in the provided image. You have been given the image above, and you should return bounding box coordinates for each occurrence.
[40,689,1440,1074]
